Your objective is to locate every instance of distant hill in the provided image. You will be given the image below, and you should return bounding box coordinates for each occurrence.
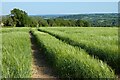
[58,13,117,19]
[30,13,118,27]
[30,14,67,19]
[58,13,118,27]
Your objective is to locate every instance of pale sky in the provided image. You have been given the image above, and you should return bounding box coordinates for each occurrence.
[2,2,118,15]
[1,0,120,2]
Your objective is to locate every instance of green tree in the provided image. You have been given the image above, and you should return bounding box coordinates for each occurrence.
[6,17,15,26]
[76,20,84,27]
[69,20,76,27]
[83,21,91,27]
[38,18,48,27]
[54,18,62,26]
[29,17,38,27]
[10,8,29,27]
[47,19,56,27]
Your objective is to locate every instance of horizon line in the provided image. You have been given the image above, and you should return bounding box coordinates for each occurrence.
[2,12,118,16]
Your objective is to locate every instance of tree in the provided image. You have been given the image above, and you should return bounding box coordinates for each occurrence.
[83,21,91,27]
[76,20,84,27]
[10,8,29,27]
[67,20,75,27]
[47,19,56,27]
[5,17,15,26]
[54,18,62,26]
[29,17,38,27]
[38,18,48,27]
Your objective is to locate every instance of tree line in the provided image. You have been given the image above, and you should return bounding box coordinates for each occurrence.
[1,8,90,27]
[59,13,118,27]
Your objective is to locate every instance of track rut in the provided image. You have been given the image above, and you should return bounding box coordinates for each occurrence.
[30,31,58,79]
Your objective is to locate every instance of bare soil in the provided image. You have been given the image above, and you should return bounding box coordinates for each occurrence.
[30,32,58,79]
[118,74,120,80]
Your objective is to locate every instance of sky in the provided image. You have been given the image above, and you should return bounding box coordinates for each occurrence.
[1,0,120,2]
[1,2,119,15]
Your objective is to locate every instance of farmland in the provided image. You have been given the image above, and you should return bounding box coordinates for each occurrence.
[1,27,119,79]
[2,28,32,78]
[38,27,119,73]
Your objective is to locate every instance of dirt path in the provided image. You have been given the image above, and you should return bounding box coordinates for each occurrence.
[29,32,58,79]
[118,74,120,80]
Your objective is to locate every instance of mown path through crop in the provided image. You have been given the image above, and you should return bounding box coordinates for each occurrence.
[29,31,58,79]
